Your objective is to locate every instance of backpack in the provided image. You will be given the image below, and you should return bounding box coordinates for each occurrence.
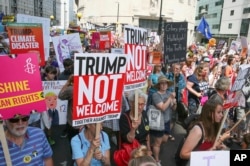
[175,123,204,166]
[220,65,226,77]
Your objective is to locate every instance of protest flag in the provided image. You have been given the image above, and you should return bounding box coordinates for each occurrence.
[196,17,212,39]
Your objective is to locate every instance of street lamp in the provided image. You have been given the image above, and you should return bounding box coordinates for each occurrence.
[77,12,82,21]
[116,1,119,33]
[157,0,163,35]
[50,15,54,26]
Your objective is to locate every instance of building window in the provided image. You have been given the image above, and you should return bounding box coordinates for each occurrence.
[215,1,223,6]
[243,7,250,14]
[212,24,219,29]
[230,10,234,16]
[240,19,250,36]
[228,23,232,29]
[139,19,161,31]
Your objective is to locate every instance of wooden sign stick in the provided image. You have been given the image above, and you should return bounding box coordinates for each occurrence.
[95,123,101,139]
[228,111,250,133]
[134,89,139,120]
[0,121,12,166]
[213,108,230,147]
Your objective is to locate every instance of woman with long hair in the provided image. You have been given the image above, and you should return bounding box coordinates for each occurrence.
[186,63,209,115]
[180,96,231,161]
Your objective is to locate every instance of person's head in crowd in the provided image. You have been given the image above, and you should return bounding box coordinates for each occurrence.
[227,55,235,66]
[240,57,248,65]
[194,63,209,81]
[5,114,30,137]
[153,64,162,74]
[203,57,210,64]
[199,95,224,141]
[128,89,147,117]
[241,133,250,149]
[44,65,57,81]
[154,75,174,91]
[172,63,181,76]
[180,62,188,77]
[210,63,221,76]
[0,42,8,54]
[214,77,230,100]
[128,145,157,166]
[63,58,74,74]
[185,57,193,67]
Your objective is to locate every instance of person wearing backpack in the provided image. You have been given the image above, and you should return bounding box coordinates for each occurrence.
[179,95,231,165]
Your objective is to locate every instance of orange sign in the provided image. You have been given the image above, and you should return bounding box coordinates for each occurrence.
[6,23,45,66]
[148,51,162,64]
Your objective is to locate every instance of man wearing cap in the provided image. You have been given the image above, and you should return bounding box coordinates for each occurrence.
[0,114,53,165]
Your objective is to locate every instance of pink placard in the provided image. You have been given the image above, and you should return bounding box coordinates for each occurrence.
[0,53,46,119]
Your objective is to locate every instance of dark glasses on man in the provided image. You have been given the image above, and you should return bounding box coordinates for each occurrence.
[8,116,30,123]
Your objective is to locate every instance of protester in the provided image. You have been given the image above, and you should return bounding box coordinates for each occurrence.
[58,74,79,141]
[165,63,186,140]
[0,114,53,165]
[208,76,231,101]
[180,95,231,161]
[42,65,58,81]
[147,64,164,109]
[186,63,209,115]
[71,123,110,166]
[150,76,176,165]
[241,133,250,149]
[58,58,74,80]
[41,65,59,146]
[119,90,151,149]
[128,145,157,166]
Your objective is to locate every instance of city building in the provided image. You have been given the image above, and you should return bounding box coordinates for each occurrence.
[0,0,76,30]
[220,0,250,41]
[76,0,198,45]
[196,0,250,44]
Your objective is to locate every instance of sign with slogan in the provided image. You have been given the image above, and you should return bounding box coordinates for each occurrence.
[164,22,187,64]
[0,54,46,119]
[16,14,50,61]
[148,51,162,64]
[231,64,250,92]
[52,33,83,72]
[6,23,45,66]
[42,81,68,125]
[72,53,128,126]
[240,36,248,59]
[99,31,112,50]
[124,25,148,91]
[191,151,229,166]
[213,40,225,58]
[223,91,245,109]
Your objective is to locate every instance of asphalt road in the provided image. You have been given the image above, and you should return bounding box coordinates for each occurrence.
[51,123,187,166]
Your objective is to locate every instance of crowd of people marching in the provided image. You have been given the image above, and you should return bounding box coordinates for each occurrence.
[1,31,250,166]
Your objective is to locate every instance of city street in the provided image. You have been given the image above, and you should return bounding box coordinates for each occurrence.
[51,123,187,166]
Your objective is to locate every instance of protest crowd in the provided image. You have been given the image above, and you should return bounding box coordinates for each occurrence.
[1,17,250,166]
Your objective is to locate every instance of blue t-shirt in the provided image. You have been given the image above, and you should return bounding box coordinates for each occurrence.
[0,127,53,166]
[71,129,110,166]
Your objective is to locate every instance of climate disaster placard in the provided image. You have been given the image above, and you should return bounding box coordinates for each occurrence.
[124,25,147,91]
[6,23,45,66]
[72,53,128,126]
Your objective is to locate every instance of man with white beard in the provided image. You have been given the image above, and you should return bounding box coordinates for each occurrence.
[0,114,53,166]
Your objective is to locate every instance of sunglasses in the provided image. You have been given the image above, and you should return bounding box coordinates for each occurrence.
[8,116,30,123]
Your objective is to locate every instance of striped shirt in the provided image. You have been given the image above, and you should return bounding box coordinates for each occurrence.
[0,127,53,166]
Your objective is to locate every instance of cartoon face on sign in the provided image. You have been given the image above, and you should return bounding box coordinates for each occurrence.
[57,39,70,63]
[45,92,58,109]
[151,110,160,122]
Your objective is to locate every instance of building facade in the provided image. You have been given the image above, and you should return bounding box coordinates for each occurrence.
[76,0,197,45]
[220,0,250,40]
